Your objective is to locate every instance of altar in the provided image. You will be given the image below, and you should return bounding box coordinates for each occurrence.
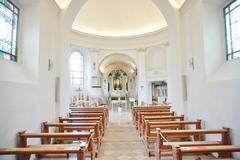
[110,90,127,108]
[107,69,129,108]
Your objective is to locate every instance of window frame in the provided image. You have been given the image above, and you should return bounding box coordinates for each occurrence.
[223,0,240,61]
[0,0,20,62]
[70,51,84,86]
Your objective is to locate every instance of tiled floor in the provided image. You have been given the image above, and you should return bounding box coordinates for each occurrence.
[96,106,156,160]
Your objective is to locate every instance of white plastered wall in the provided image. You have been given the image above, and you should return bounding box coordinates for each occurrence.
[0,1,60,159]
[145,45,168,103]
[181,0,240,151]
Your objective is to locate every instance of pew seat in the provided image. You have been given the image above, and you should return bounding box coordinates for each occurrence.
[59,117,105,136]
[172,145,240,160]
[17,131,95,160]
[0,144,87,160]
[143,120,201,155]
[155,128,231,160]
[41,122,101,156]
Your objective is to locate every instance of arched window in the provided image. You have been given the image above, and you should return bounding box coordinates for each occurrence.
[70,51,84,86]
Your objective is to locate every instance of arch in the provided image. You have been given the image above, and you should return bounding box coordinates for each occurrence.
[68,46,92,88]
[98,53,137,75]
[59,0,184,114]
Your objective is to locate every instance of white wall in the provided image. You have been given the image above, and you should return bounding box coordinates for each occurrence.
[181,0,240,150]
[0,1,60,159]
[146,46,167,81]
[145,45,168,103]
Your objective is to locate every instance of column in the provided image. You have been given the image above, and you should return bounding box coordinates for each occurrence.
[136,48,147,105]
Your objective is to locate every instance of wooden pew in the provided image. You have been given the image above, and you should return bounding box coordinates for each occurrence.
[132,107,171,124]
[69,105,108,111]
[155,127,231,160]
[70,110,108,122]
[0,144,86,160]
[172,145,240,160]
[70,107,109,121]
[68,113,107,130]
[69,106,108,115]
[42,122,101,156]
[134,110,172,128]
[132,106,171,121]
[132,105,171,115]
[143,120,201,156]
[140,115,185,134]
[59,117,105,136]
[137,112,175,130]
[143,120,201,138]
[0,131,95,160]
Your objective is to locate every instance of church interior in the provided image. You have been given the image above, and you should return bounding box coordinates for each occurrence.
[0,0,240,159]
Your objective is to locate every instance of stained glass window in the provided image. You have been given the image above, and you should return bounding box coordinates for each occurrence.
[70,52,84,86]
[224,0,240,60]
[0,0,19,62]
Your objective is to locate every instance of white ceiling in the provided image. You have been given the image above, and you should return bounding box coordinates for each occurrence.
[72,0,167,37]
[18,0,186,9]
[52,0,186,37]
[53,0,186,10]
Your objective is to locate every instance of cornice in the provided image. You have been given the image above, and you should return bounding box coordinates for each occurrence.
[70,27,169,50]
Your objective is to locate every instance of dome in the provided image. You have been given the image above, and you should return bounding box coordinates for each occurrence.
[71,0,167,37]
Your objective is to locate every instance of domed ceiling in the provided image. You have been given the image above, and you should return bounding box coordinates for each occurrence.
[72,0,167,37]
[54,0,186,37]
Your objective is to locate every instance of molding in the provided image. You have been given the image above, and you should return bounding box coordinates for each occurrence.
[87,48,102,53]
[136,47,148,53]
[70,28,169,50]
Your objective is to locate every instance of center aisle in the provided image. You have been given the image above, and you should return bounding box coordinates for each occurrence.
[97,106,155,160]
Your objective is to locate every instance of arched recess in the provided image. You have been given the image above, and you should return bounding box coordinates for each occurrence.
[98,53,138,100]
[59,0,184,114]
[98,53,137,75]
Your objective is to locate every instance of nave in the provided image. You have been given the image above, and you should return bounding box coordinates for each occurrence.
[1,104,240,160]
